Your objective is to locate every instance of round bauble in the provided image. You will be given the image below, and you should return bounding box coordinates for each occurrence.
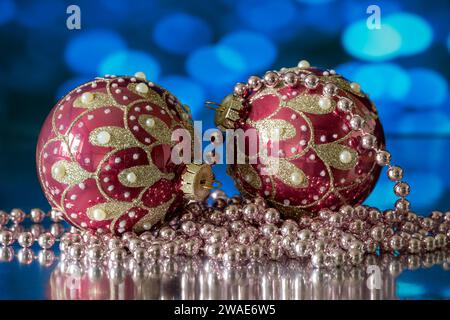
[37,73,213,234]
[215,61,384,218]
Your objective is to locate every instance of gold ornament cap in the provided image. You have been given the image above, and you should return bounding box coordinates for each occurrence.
[212,94,244,131]
[181,163,216,201]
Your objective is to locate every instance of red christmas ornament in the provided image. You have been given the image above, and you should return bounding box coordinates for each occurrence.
[37,73,213,234]
[215,61,385,218]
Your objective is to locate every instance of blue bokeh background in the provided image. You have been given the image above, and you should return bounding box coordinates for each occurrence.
[0,0,449,299]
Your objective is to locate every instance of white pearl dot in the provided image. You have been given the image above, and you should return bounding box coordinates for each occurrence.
[127,172,137,183]
[136,83,149,93]
[339,150,352,164]
[318,97,331,110]
[81,92,94,104]
[96,131,111,145]
[350,82,361,92]
[134,71,147,80]
[52,164,66,179]
[297,60,310,68]
[93,209,106,221]
[290,172,303,186]
[143,223,152,230]
[145,118,155,127]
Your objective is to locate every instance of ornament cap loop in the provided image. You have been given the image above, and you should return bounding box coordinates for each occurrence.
[181,164,215,201]
[214,94,244,131]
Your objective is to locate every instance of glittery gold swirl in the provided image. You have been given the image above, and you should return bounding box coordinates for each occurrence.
[286,94,335,114]
[262,157,308,188]
[89,126,139,149]
[51,160,92,185]
[73,92,118,109]
[138,114,173,145]
[251,118,297,141]
[175,103,194,132]
[322,75,366,98]
[127,83,167,108]
[236,164,262,190]
[86,201,134,221]
[133,197,176,233]
[315,142,358,170]
[249,87,280,105]
[118,164,174,188]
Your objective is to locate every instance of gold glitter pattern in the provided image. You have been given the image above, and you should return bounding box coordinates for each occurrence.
[118,164,174,188]
[251,119,297,141]
[236,164,262,190]
[89,126,140,148]
[51,160,92,186]
[138,114,173,145]
[133,197,176,233]
[263,157,308,188]
[127,83,167,108]
[87,201,134,221]
[315,142,358,170]
[73,92,118,109]
[286,94,336,114]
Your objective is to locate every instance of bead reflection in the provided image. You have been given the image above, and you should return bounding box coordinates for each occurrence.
[49,252,449,300]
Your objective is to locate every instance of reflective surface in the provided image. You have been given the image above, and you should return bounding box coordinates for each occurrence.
[1,246,450,300]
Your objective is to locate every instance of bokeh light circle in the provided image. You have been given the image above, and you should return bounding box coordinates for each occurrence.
[65,30,127,75]
[343,13,433,61]
[352,63,410,101]
[99,50,161,80]
[153,13,212,55]
[219,31,277,73]
[186,45,246,86]
[384,13,433,56]
[342,20,402,61]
